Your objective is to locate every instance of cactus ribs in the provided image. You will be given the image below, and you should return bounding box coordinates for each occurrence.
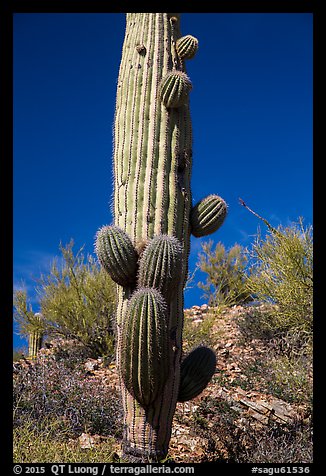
[95,13,227,462]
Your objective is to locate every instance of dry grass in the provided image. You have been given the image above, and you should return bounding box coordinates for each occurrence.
[13,418,119,463]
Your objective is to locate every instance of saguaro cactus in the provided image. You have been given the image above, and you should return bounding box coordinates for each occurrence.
[95,13,227,462]
[28,313,44,360]
[28,330,43,359]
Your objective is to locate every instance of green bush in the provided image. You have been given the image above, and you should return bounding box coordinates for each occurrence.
[14,240,117,358]
[13,292,46,338]
[245,217,313,338]
[183,311,221,351]
[197,241,252,307]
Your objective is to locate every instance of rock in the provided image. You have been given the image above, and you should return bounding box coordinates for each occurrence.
[78,433,104,449]
[200,304,209,312]
[192,318,203,325]
[192,305,201,311]
[192,310,202,316]
[79,433,96,449]
[84,360,99,372]
[13,363,22,374]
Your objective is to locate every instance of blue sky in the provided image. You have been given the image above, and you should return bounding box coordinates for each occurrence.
[13,13,313,350]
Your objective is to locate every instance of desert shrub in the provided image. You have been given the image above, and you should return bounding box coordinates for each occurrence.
[13,291,46,340]
[46,338,96,368]
[192,395,313,463]
[182,307,226,353]
[197,241,252,307]
[265,351,313,405]
[14,240,117,358]
[13,351,123,439]
[13,347,27,362]
[235,306,313,407]
[245,217,313,339]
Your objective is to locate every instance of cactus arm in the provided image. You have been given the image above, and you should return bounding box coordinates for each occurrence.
[95,225,138,287]
[176,35,199,60]
[190,194,228,237]
[178,346,217,402]
[120,288,169,407]
[137,235,183,301]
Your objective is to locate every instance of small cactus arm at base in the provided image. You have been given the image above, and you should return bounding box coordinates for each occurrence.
[178,346,217,402]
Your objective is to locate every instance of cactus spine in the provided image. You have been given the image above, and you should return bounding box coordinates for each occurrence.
[97,13,227,462]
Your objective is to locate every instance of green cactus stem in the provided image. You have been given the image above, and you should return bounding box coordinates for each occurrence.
[120,288,169,407]
[159,70,192,108]
[137,235,183,301]
[95,225,138,287]
[176,35,199,60]
[98,13,227,462]
[178,346,217,402]
[28,331,43,359]
[190,194,227,237]
[27,313,44,360]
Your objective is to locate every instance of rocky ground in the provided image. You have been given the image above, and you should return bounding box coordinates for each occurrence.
[169,304,311,462]
[14,304,312,463]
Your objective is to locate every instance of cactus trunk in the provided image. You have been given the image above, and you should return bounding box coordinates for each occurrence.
[96,12,226,461]
[113,13,192,462]
[28,330,43,360]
